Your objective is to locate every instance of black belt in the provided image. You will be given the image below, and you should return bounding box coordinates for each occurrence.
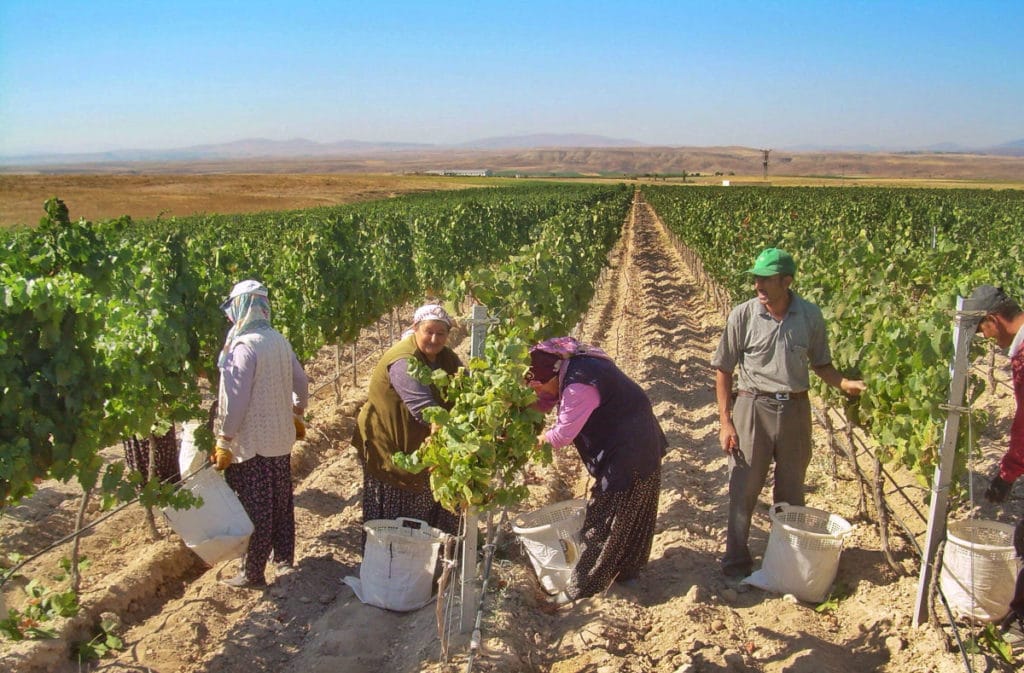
[737,390,808,401]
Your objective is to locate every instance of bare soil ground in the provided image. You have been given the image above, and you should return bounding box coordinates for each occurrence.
[2,191,1020,673]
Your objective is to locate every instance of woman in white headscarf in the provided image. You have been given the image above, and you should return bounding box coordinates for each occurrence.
[216,280,309,588]
[352,303,463,534]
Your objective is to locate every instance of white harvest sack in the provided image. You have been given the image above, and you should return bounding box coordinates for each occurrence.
[161,465,254,566]
[939,519,1019,623]
[344,517,446,612]
[743,503,853,603]
[511,499,587,594]
[177,420,208,477]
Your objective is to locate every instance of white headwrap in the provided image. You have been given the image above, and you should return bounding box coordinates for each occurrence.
[218,280,272,368]
[412,303,452,327]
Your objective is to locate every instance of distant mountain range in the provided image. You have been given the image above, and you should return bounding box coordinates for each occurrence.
[782,139,1024,155]
[1,134,1022,167]
[0,134,646,166]
[0,137,432,166]
[981,138,1024,156]
[456,133,644,150]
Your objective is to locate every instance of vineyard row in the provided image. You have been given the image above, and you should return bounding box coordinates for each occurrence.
[0,184,632,508]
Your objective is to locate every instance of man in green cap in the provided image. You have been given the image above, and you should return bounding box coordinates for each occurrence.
[712,247,866,579]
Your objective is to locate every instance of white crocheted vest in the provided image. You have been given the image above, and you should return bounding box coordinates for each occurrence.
[227,330,296,460]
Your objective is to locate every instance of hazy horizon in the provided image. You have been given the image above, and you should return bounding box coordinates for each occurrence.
[1,1,1021,155]
[4,135,1024,165]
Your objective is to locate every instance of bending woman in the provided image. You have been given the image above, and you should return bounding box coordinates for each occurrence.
[528,337,667,601]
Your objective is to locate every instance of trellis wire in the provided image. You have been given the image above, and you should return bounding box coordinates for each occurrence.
[0,463,212,591]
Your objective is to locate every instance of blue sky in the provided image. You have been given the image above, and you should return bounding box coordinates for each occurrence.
[0,0,1021,154]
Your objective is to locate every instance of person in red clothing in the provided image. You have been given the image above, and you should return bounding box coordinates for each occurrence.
[971,284,1024,636]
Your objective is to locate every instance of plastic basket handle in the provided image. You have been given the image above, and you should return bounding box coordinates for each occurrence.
[396,517,429,530]
[561,538,580,566]
[836,524,856,539]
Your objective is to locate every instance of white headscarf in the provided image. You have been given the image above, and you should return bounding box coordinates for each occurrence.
[401,303,453,339]
[412,303,452,327]
[218,281,272,368]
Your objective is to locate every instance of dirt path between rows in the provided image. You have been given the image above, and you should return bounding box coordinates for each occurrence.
[1,192,987,673]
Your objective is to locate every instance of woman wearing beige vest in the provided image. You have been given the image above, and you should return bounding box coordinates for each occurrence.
[214,280,309,588]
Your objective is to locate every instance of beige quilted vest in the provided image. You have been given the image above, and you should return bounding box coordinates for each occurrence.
[222,329,296,461]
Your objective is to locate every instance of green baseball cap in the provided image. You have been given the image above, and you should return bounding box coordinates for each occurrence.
[748,248,796,276]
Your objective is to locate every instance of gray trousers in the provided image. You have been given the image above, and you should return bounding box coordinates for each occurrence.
[723,394,812,575]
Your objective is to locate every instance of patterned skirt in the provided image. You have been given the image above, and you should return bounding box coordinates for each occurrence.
[362,470,460,536]
[567,468,661,599]
[122,428,181,484]
[225,454,294,584]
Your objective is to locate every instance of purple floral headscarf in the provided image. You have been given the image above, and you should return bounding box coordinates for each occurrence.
[527,336,612,383]
[527,336,613,413]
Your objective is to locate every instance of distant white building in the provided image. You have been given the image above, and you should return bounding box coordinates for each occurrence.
[423,169,492,177]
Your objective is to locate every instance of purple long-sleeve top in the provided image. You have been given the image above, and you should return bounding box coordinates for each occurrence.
[388,357,441,424]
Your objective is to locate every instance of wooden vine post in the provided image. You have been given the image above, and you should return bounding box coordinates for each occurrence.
[144,433,159,539]
[912,295,980,626]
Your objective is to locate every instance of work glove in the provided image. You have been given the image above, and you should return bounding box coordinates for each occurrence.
[985,475,1013,504]
[211,443,234,471]
[293,414,306,441]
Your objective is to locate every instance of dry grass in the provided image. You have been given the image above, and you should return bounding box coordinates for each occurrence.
[0,173,510,228]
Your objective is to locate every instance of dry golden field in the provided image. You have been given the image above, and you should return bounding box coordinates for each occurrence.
[3,146,1023,228]
[0,173,504,228]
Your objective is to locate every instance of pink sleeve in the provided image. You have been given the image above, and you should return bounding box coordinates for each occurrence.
[543,383,600,448]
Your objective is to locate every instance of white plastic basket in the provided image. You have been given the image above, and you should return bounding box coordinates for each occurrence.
[940,519,1019,623]
[344,517,446,612]
[512,499,587,594]
[743,503,854,603]
[769,504,852,551]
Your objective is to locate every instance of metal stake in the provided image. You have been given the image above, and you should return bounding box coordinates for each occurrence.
[459,304,492,632]
[913,296,981,626]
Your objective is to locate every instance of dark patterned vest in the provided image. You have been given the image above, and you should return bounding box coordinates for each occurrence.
[561,356,667,493]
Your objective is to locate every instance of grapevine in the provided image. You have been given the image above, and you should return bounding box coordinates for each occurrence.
[394,331,550,512]
[645,185,1024,488]
[393,187,632,511]
[0,185,626,509]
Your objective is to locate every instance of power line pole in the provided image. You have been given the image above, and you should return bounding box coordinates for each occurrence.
[761,148,771,180]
